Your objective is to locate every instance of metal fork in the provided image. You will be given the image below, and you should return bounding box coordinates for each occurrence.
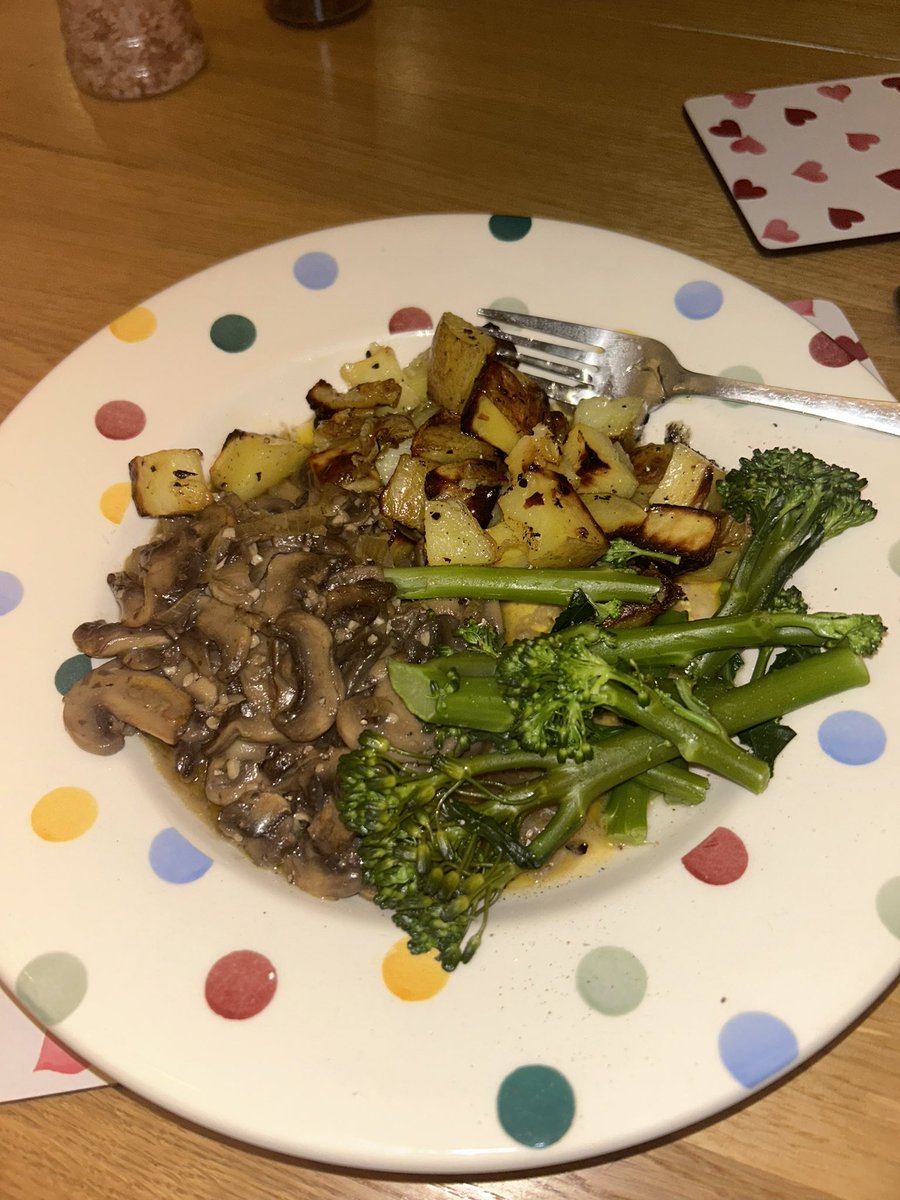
[478,308,900,438]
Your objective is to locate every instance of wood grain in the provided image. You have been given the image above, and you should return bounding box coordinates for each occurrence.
[1,2,899,1197]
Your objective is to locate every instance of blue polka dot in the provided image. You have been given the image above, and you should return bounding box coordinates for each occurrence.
[817,710,886,765]
[674,280,724,320]
[149,827,213,884]
[0,571,24,615]
[719,1011,798,1088]
[496,1064,575,1148]
[488,215,533,242]
[55,654,92,695]
[293,252,338,290]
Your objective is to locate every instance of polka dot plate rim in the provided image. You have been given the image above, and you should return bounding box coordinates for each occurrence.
[0,213,898,1173]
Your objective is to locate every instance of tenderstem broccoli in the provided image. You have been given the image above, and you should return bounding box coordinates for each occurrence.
[336,647,872,970]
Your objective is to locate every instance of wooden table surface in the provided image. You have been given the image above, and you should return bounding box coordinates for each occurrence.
[2,2,899,1197]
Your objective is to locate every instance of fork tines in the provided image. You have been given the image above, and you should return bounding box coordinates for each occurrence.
[478,307,611,402]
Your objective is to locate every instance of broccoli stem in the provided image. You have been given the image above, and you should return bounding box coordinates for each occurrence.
[383,565,664,606]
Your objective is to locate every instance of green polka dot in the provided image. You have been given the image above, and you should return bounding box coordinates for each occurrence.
[497,1064,575,1148]
[721,364,764,384]
[576,945,647,1015]
[488,215,532,242]
[486,295,528,314]
[888,541,900,577]
[876,876,900,939]
[210,314,257,353]
[15,951,88,1025]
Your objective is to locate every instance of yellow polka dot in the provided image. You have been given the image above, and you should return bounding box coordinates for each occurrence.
[100,481,132,524]
[109,306,157,343]
[31,788,98,842]
[381,939,448,1001]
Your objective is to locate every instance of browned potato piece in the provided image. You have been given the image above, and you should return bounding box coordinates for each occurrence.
[562,424,639,496]
[410,413,499,464]
[427,312,497,415]
[647,443,720,509]
[129,449,212,517]
[574,394,647,450]
[380,454,429,531]
[424,497,499,566]
[635,504,720,565]
[424,459,508,527]
[498,468,608,567]
[580,494,647,538]
[461,356,549,453]
[209,430,309,501]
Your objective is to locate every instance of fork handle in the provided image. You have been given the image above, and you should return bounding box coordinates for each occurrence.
[682,372,900,437]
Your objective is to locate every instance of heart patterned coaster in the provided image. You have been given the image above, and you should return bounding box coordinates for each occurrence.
[684,74,900,251]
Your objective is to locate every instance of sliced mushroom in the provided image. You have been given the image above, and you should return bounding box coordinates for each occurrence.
[272,610,345,742]
[62,662,193,756]
[283,834,363,900]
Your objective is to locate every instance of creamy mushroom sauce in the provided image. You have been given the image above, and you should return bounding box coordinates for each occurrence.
[63,464,500,900]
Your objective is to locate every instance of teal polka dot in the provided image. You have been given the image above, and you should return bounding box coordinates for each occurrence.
[675,280,724,320]
[293,251,338,290]
[817,710,885,765]
[576,945,647,1015]
[497,1064,575,1148]
[55,654,92,696]
[488,215,532,242]
[486,295,528,314]
[876,876,900,939]
[210,314,257,353]
[721,364,764,384]
[15,951,88,1026]
[888,540,900,577]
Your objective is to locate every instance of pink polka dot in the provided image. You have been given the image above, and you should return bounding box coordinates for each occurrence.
[681,826,748,885]
[204,950,277,1019]
[95,400,147,440]
[808,331,853,368]
[388,306,433,334]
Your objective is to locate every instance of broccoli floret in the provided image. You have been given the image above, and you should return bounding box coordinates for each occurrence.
[338,647,873,970]
[601,538,681,569]
[695,448,877,678]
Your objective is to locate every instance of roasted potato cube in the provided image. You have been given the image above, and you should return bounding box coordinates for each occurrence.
[410,413,499,464]
[461,356,549,454]
[505,424,564,479]
[424,497,499,566]
[484,519,532,567]
[580,493,647,537]
[424,459,507,527]
[341,344,428,410]
[574,394,647,449]
[380,454,429,532]
[209,430,309,501]
[647,443,720,509]
[562,424,639,496]
[427,312,496,414]
[129,448,212,517]
[498,468,608,567]
[629,442,674,492]
[635,504,720,565]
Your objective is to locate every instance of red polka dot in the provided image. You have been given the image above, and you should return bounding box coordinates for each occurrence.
[808,331,853,368]
[388,306,433,334]
[95,400,147,440]
[204,950,277,1019]
[681,826,748,885]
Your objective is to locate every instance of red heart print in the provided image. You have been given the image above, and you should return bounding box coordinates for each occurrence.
[724,91,755,109]
[882,76,900,91]
[710,118,741,137]
[731,136,766,155]
[847,132,880,151]
[828,207,865,230]
[817,84,851,101]
[786,298,815,316]
[792,160,828,183]
[732,178,767,199]
[785,107,817,126]
[877,169,900,190]
[763,218,799,244]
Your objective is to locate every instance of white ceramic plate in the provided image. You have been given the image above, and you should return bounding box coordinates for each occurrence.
[1,214,898,1173]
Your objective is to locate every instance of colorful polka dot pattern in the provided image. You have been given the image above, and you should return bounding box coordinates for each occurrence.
[7,214,896,1162]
